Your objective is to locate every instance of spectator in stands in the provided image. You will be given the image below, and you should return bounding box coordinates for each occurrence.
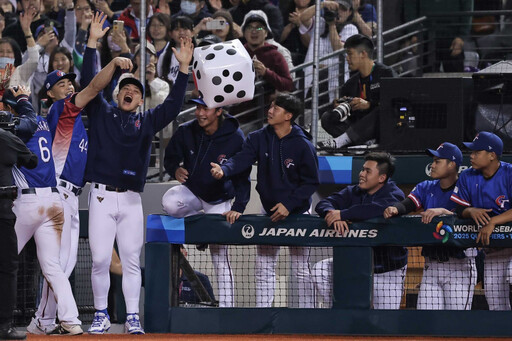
[177,245,216,305]
[280,0,312,66]
[118,0,159,42]
[384,143,477,310]
[158,16,194,86]
[73,0,94,71]
[229,0,283,40]
[0,37,21,106]
[3,0,62,52]
[230,10,293,134]
[477,0,512,67]
[316,152,407,309]
[451,132,512,311]
[300,0,357,104]
[148,12,171,57]
[402,0,473,72]
[317,34,395,151]
[162,96,250,307]
[351,0,375,37]
[172,0,211,28]
[193,9,240,41]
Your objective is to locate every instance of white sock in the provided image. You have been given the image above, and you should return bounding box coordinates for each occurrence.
[333,133,352,148]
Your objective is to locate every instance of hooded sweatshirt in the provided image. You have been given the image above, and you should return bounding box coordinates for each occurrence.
[164,113,250,213]
[315,181,408,273]
[221,124,319,215]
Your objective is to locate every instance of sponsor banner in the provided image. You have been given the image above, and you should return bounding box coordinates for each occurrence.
[146,214,512,248]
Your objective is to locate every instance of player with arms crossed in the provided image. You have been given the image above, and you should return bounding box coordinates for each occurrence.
[25,13,109,334]
[7,86,83,335]
[315,152,406,309]
[162,98,250,307]
[211,94,319,308]
[450,131,512,310]
[384,143,477,310]
[80,25,193,333]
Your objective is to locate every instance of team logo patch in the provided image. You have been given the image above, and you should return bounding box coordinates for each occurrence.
[217,154,228,165]
[97,196,104,203]
[495,195,509,209]
[135,119,141,128]
[284,158,295,169]
[241,224,255,239]
[433,221,452,243]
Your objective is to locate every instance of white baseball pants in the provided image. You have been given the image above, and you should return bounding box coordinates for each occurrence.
[484,251,512,311]
[162,185,234,307]
[417,257,476,310]
[88,183,143,313]
[373,266,407,309]
[14,187,80,325]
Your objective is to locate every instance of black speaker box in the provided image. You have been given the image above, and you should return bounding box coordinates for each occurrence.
[379,77,473,152]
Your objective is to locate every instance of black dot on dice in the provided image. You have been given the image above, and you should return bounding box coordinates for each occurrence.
[214,45,224,51]
[193,61,198,69]
[214,95,224,103]
[206,53,215,60]
[199,90,204,98]
[226,49,237,56]
[233,72,243,81]
[201,46,210,50]
[224,84,234,93]
[237,91,246,98]
[212,76,222,85]
[223,69,229,77]
[196,70,201,79]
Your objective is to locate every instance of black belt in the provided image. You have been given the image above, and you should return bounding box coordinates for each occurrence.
[59,180,82,196]
[21,187,59,195]
[95,184,128,192]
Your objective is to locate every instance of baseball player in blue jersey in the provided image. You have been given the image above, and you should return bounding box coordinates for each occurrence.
[316,152,407,309]
[384,143,477,310]
[162,98,250,307]
[211,94,319,308]
[80,21,193,333]
[8,89,83,335]
[24,14,109,335]
[451,131,512,310]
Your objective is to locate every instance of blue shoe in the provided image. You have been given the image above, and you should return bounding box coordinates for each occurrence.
[88,312,111,335]
[125,313,145,335]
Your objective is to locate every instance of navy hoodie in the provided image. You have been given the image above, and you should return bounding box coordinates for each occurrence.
[221,124,319,215]
[81,47,188,192]
[164,113,250,213]
[315,181,408,273]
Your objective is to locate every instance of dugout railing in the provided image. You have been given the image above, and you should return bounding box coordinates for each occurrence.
[145,213,512,337]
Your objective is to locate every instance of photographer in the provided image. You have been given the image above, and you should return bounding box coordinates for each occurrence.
[317,34,396,151]
[299,0,357,104]
[0,112,38,340]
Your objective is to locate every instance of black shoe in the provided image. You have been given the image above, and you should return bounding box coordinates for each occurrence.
[317,139,338,151]
[0,325,26,340]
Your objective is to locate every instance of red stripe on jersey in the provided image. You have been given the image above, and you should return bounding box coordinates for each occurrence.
[450,194,470,207]
[407,193,422,209]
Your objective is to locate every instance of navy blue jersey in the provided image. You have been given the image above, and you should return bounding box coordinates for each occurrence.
[13,116,57,188]
[46,94,88,187]
[409,179,456,211]
[451,162,512,215]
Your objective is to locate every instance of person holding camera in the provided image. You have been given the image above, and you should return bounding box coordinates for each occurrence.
[0,107,38,340]
[299,0,357,104]
[317,34,396,151]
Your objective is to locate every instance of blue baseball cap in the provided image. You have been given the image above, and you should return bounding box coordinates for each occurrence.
[189,97,207,107]
[44,70,76,91]
[118,77,144,98]
[426,142,463,166]
[35,24,59,38]
[463,131,503,156]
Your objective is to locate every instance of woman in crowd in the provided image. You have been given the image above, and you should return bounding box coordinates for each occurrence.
[148,12,172,57]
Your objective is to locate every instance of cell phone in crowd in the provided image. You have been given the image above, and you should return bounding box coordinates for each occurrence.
[44,22,54,34]
[206,19,226,30]
[113,20,124,32]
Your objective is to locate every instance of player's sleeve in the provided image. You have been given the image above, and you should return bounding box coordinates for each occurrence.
[12,94,37,142]
[163,126,186,179]
[81,47,109,113]
[229,130,251,214]
[281,140,319,213]
[393,197,417,215]
[450,176,471,207]
[408,184,424,210]
[221,132,259,178]
[315,187,353,218]
[149,72,188,132]
[338,186,405,221]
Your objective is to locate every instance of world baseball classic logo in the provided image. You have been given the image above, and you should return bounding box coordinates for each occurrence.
[433,221,452,243]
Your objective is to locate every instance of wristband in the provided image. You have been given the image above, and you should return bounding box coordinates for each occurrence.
[25,35,33,39]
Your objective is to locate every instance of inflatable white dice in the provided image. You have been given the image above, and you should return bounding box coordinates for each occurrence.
[192,39,255,108]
